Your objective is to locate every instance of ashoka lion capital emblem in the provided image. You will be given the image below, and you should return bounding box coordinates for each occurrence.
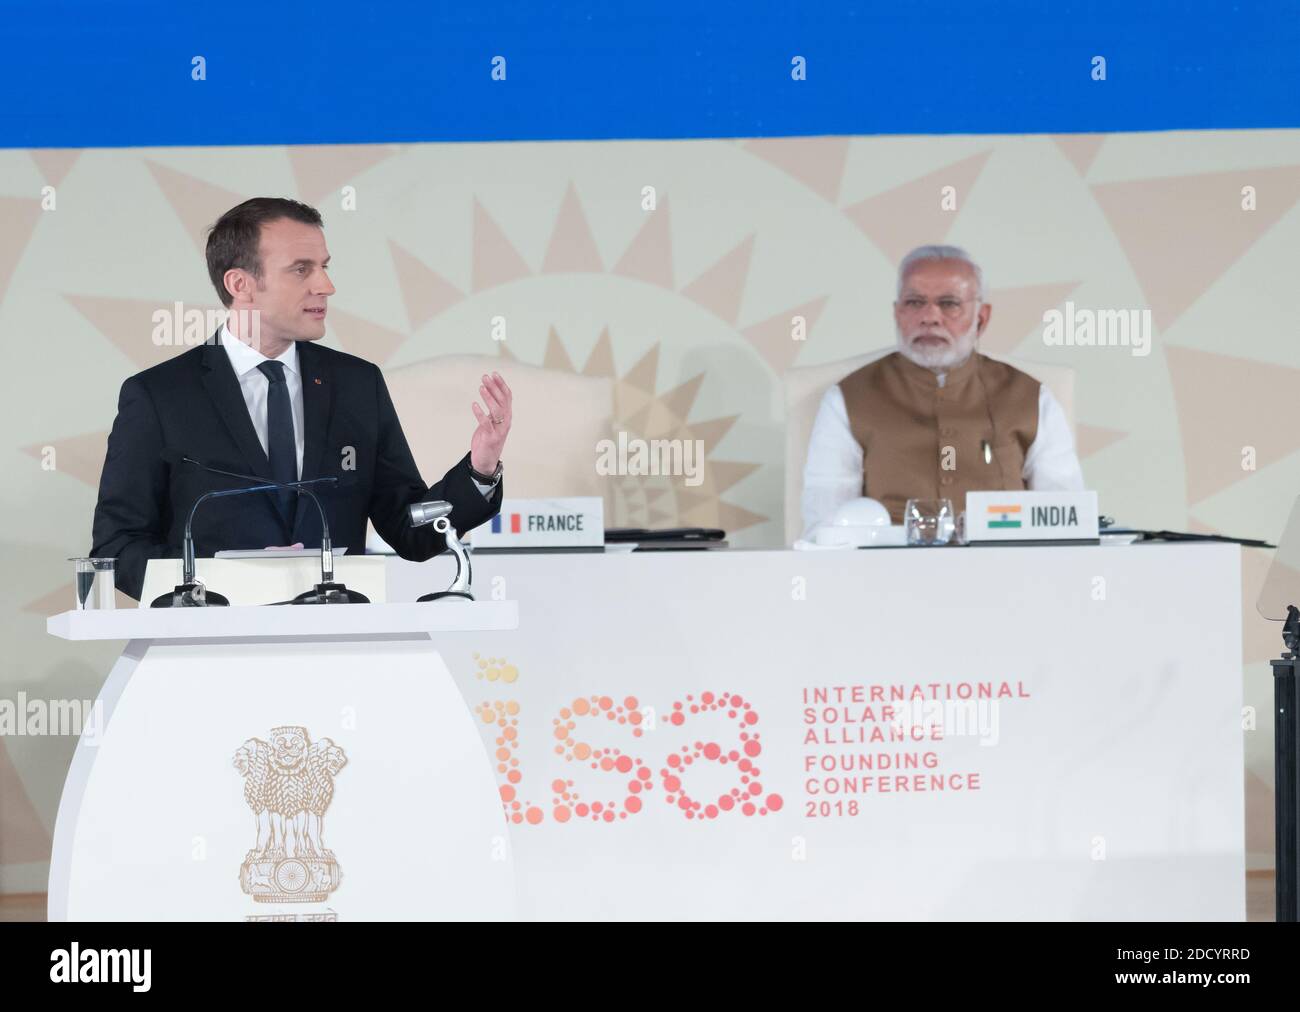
[233,726,347,903]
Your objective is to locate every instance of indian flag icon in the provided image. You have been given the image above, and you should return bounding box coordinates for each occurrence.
[987,504,1022,529]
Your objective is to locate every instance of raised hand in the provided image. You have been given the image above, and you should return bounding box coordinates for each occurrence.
[469,372,512,474]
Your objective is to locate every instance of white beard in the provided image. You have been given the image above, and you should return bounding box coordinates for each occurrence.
[896,312,980,371]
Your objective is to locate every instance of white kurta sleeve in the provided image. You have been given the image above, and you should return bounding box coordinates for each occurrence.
[801,384,864,536]
[1023,384,1085,491]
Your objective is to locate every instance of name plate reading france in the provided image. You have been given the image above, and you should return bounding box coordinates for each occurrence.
[470,497,604,549]
[965,490,1099,543]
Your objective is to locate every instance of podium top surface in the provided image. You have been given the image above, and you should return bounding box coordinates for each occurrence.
[47,601,519,642]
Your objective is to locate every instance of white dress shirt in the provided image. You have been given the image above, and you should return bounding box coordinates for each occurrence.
[220,325,305,478]
[218,326,498,498]
[801,373,1085,536]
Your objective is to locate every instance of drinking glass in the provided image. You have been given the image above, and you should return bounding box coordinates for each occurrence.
[904,499,955,547]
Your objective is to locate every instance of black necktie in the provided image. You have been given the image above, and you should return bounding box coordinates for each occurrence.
[256,361,297,528]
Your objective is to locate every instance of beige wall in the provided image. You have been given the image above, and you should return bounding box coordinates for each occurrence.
[2,129,1297,888]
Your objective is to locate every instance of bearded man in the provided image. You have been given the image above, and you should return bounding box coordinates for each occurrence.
[801,245,1083,530]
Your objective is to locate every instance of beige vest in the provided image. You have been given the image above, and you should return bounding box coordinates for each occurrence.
[838,351,1040,523]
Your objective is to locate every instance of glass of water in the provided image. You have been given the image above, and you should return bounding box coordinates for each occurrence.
[70,557,116,610]
[904,499,955,547]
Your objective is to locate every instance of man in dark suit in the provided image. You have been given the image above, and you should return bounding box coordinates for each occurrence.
[92,197,513,601]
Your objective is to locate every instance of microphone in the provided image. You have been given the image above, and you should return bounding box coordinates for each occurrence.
[407,499,473,602]
[153,451,369,607]
[408,500,452,527]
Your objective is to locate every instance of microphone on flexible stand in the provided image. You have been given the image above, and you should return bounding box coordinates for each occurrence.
[153,451,369,607]
[408,500,474,602]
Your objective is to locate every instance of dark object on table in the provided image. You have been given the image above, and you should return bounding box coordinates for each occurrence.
[604,527,728,550]
[605,527,725,544]
[1106,527,1274,549]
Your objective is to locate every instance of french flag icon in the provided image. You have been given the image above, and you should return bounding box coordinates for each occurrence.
[491,513,522,534]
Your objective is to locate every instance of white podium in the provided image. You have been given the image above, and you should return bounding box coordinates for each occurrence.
[46,600,519,922]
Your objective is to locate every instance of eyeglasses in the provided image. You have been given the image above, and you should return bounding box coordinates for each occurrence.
[898,296,977,318]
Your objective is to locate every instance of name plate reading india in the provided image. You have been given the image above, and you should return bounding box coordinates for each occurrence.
[965,490,1099,544]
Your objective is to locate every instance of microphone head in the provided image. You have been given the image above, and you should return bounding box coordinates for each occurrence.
[160,449,210,469]
[298,474,353,490]
[409,500,452,528]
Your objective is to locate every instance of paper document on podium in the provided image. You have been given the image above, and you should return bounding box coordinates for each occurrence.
[215,547,349,559]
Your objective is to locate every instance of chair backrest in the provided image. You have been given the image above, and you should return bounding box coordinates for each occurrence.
[371,354,614,549]
[782,348,1076,544]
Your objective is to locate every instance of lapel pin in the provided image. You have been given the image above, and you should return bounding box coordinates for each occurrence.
[314,378,322,385]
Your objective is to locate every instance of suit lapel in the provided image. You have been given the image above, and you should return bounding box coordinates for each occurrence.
[294,341,334,534]
[298,341,332,481]
[199,334,273,478]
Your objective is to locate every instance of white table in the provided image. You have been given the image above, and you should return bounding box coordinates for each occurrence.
[51,543,1244,920]
[391,543,1244,920]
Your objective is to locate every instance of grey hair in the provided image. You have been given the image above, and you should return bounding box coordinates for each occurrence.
[897,245,985,301]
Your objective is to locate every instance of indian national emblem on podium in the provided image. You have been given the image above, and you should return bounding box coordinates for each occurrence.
[233,726,348,903]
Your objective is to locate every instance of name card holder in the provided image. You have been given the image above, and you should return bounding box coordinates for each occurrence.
[469,497,605,552]
[965,490,1100,545]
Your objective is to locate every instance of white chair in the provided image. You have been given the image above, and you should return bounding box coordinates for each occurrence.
[782,348,1076,544]
[369,355,614,549]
